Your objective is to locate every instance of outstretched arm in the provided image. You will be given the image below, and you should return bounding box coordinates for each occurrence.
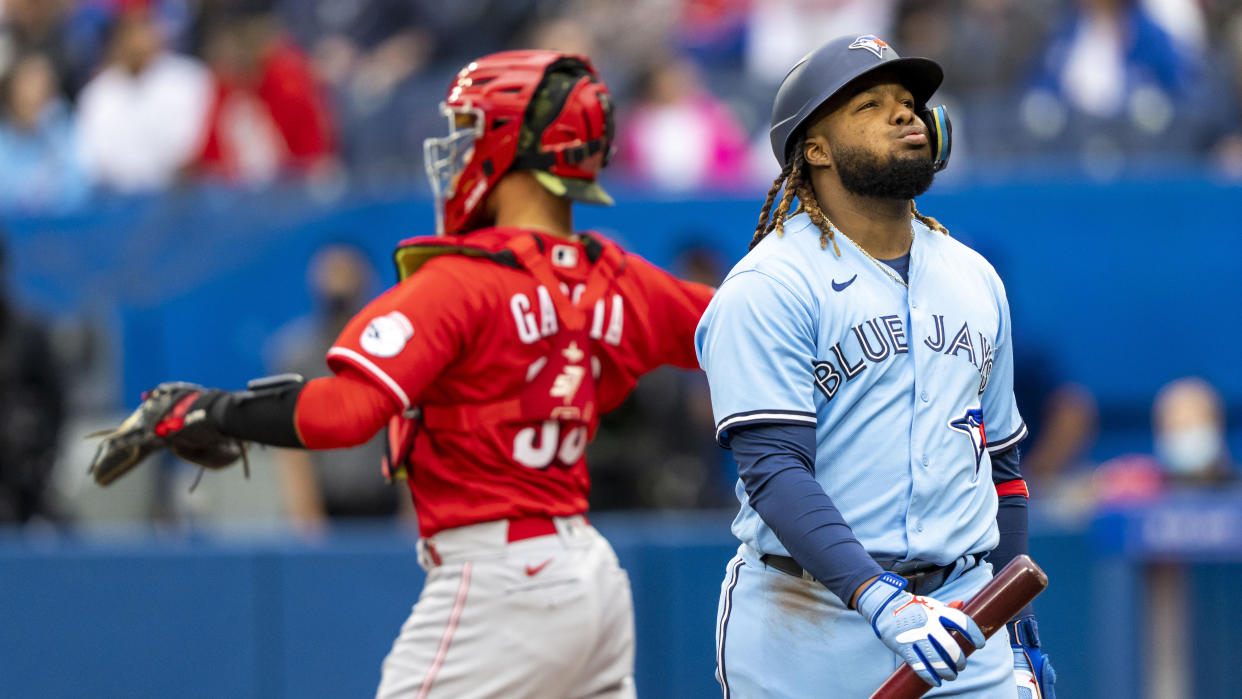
[207,369,399,449]
[88,368,401,487]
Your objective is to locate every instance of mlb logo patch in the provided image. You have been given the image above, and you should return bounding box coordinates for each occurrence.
[552,245,579,268]
[849,35,888,59]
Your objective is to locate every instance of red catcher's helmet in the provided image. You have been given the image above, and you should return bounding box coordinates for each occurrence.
[424,50,616,236]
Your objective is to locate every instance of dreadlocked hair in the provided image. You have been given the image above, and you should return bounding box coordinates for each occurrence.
[794,177,841,256]
[911,202,950,236]
[751,140,843,255]
[750,161,792,250]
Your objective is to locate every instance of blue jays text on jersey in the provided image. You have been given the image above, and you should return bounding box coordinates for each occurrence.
[695,212,1026,567]
[812,312,995,403]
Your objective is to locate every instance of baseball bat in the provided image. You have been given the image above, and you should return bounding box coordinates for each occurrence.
[868,554,1048,699]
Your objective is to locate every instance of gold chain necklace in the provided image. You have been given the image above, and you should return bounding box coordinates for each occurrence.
[839,227,914,288]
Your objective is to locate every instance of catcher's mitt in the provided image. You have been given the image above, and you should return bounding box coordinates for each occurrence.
[88,382,248,487]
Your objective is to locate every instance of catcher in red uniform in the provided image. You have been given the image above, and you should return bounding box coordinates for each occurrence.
[89,51,713,698]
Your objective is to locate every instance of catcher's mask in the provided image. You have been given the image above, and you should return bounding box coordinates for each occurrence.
[424,50,616,236]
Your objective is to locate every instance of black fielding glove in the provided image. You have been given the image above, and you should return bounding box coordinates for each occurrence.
[88,382,247,486]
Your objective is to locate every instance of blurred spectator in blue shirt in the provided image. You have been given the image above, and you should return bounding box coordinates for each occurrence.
[0,52,88,213]
[264,243,405,530]
[1019,0,1221,165]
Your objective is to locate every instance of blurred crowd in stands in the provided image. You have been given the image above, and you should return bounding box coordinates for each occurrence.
[0,0,1241,214]
[0,0,1239,528]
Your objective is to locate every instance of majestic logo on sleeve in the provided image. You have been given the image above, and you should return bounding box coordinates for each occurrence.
[849,35,888,59]
[360,311,414,357]
[949,408,987,475]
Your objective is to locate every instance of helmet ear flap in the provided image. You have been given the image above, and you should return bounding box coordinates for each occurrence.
[919,104,951,172]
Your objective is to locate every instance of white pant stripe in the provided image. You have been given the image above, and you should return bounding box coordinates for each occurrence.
[716,556,744,699]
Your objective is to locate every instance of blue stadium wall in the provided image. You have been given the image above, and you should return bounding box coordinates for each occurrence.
[1,513,1239,698]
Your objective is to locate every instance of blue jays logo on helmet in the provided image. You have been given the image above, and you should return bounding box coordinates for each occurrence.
[849,35,888,59]
[949,408,987,475]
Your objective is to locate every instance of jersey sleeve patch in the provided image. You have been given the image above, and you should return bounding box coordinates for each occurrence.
[716,409,817,447]
[986,422,1027,454]
[359,311,415,358]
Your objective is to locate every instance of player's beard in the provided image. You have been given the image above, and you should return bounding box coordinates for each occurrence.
[831,144,936,200]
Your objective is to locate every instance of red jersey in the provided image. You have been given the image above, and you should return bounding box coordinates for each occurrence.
[327,228,713,536]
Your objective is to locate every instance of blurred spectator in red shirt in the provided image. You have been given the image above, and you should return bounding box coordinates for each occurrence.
[616,56,750,191]
[196,4,336,185]
[75,3,210,192]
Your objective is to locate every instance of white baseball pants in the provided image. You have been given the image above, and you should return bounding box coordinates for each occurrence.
[376,515,636,699]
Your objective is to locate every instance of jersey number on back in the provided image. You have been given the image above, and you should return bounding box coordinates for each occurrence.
[514,422,588,469]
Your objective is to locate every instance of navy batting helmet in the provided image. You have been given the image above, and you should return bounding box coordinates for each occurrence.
[769,34,948,170]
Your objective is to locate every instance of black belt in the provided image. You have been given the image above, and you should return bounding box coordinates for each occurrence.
[759,553,979,597]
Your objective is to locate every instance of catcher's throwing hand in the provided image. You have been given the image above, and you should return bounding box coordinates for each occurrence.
[88,382,248,486]
[855,572,985,688]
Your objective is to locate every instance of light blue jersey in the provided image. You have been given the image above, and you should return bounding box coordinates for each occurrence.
[696,212,1025,567]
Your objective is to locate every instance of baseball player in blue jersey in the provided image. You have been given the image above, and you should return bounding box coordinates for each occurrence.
[696,35,1056,698]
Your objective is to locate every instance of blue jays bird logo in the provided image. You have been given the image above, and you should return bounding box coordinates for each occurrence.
[849,35,888,59]
[949,408,987,475]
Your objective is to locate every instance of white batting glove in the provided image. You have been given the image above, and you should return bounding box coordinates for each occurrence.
[855,572,986,687]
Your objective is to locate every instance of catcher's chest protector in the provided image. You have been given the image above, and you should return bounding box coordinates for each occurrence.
[385,231,624,477]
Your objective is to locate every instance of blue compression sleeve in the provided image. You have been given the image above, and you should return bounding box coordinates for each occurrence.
[731,423,883,604]
[989,446,1034,619]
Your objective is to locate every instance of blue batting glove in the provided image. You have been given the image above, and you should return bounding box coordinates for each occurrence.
[1010,617,1056,699]
[855,572,986,687]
